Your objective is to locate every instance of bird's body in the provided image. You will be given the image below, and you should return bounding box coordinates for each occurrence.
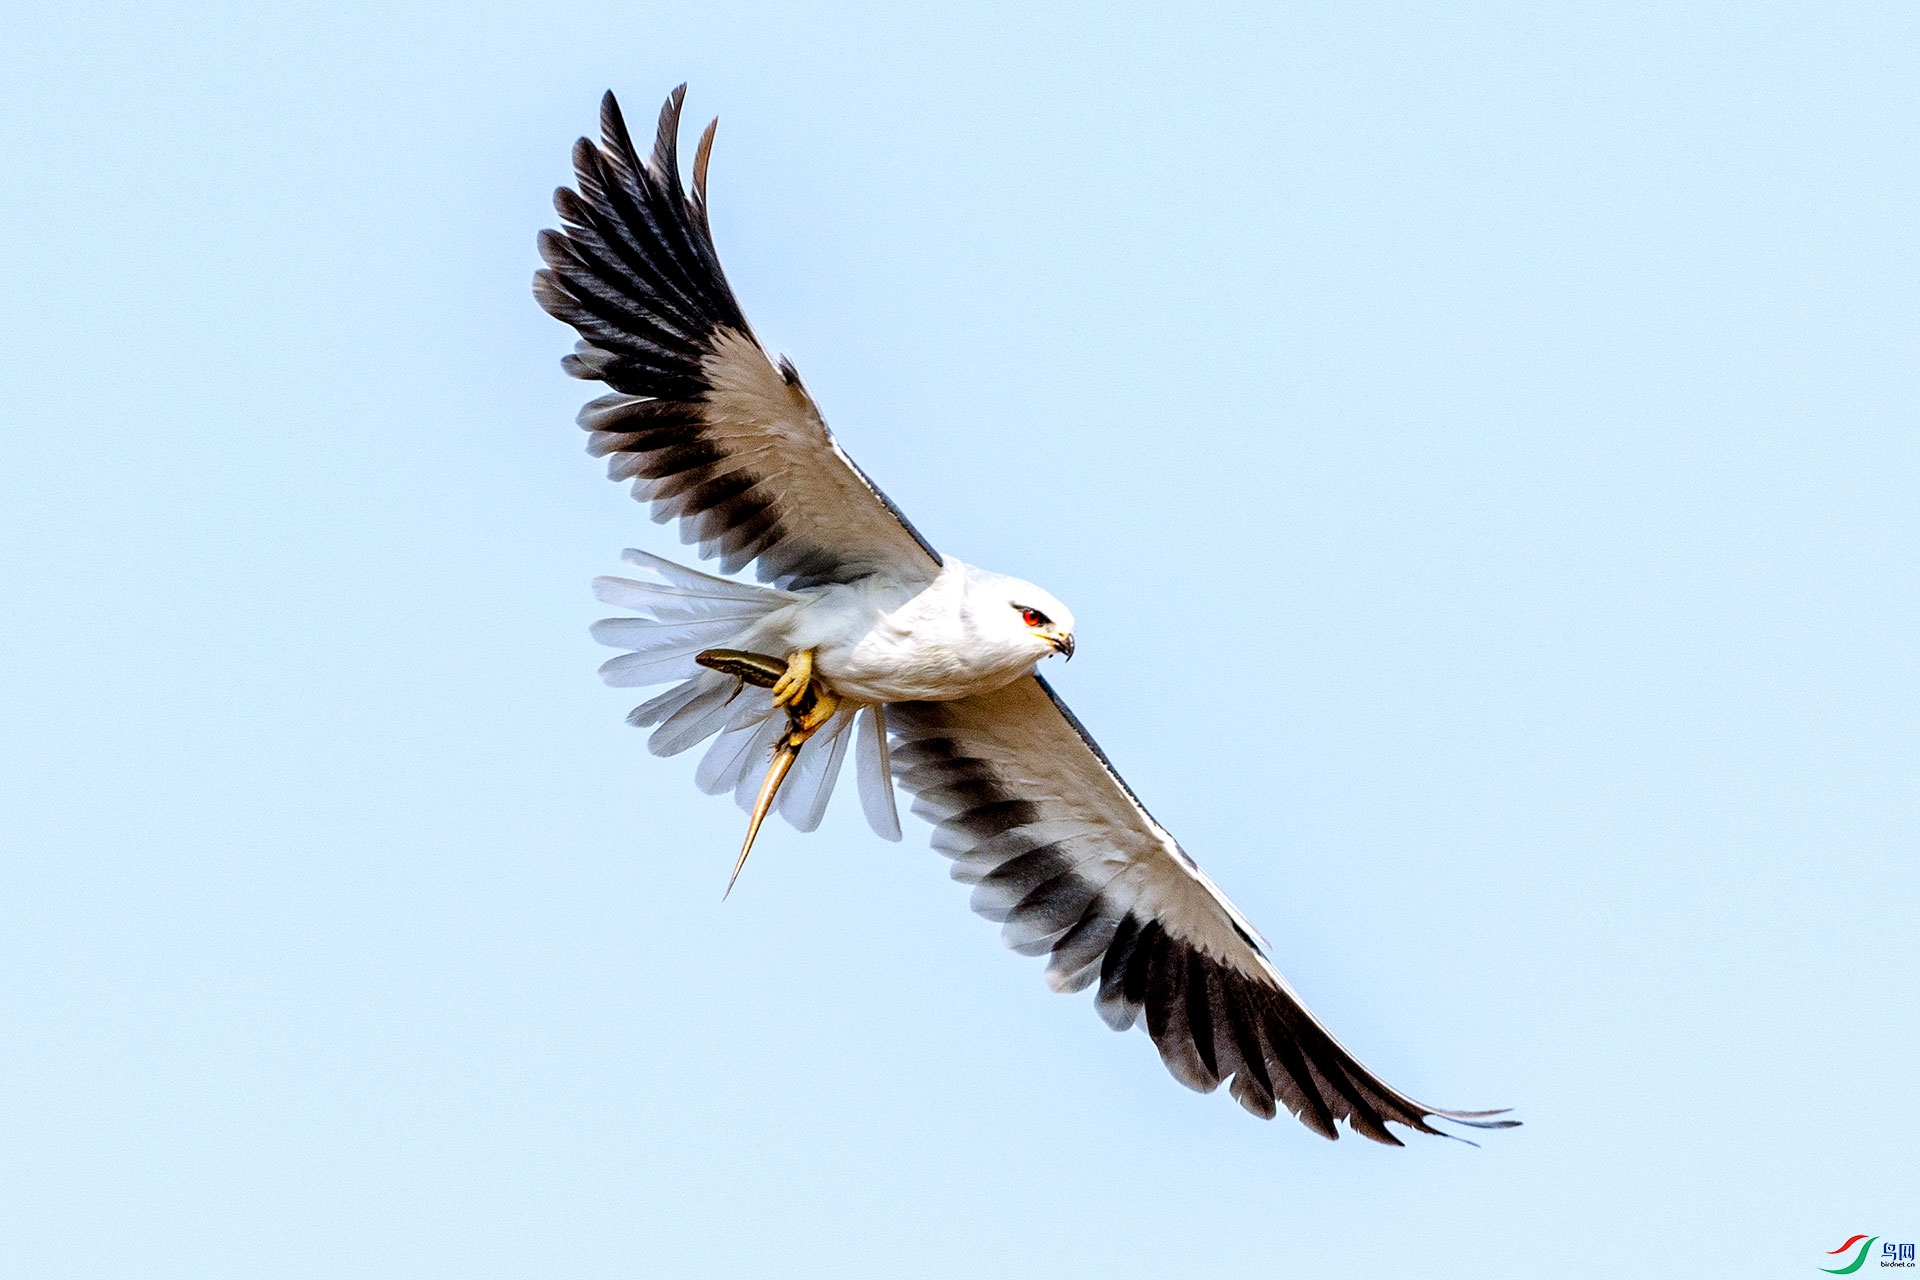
[536,85,1516,1145]
[783,558,1073,705]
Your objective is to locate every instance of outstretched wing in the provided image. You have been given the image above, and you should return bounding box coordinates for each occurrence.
[888,675,1517,1144]
[535,88,942,591]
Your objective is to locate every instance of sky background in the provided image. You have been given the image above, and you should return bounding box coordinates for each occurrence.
[2,3,1916,1276]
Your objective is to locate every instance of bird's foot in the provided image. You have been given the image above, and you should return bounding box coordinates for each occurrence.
[770,648,840,740]
[790,684,840,741]
[696,646,840,741]
[769,648,815,709]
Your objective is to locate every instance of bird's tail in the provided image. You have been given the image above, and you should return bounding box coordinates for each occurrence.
[590,548,901,839]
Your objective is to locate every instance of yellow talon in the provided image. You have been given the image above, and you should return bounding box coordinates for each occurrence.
[769,648,814,709]
[793,685,840,737]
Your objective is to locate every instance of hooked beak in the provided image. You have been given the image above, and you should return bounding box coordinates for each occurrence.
[1049,632,1075,660]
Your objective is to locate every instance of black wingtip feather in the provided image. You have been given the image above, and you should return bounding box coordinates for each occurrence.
[599,90,632,160]
[692,117,718,230]
[653,86,688,185]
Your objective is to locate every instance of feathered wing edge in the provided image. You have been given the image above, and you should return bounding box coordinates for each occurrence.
[887,676,1518,1145]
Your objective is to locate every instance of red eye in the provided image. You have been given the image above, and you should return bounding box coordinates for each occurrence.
[1020,607,1046,628]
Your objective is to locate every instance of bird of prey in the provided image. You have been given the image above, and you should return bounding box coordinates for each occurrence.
[533,85,1516,1145]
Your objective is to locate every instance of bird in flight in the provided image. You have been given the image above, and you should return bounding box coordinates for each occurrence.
[534,86,1516,1145]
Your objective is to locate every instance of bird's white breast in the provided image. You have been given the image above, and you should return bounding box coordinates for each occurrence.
[781,558,1040,705]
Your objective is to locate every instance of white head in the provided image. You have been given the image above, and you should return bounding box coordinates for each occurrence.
[961,567,1076,662]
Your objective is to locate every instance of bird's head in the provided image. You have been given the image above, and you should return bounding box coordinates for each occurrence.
[965,569,1076,662]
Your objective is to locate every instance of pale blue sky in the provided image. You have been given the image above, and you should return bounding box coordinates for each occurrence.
[2,3,1915,1276]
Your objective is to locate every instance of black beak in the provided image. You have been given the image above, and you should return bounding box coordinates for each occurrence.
[1051,633,1075,660]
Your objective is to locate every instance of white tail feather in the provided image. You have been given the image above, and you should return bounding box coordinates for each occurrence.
[856,705,902,841]
[593,578,775,624]
[697,709,775,795]
[589,615,746,654]
[593,549,900,840]
[627,678,710,728]
[618,547,791,602]
[650,681,744,757]
[599,644,732,688]
[594,551,788,737]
